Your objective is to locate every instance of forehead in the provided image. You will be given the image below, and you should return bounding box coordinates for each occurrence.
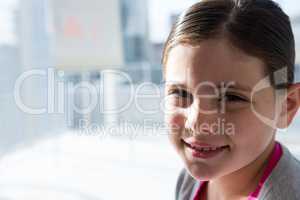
[165,39,266,90]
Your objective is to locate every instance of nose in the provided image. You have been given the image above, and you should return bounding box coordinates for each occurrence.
[184,99,218,136]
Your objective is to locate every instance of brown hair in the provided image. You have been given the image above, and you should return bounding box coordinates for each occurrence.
[162,0,295,89]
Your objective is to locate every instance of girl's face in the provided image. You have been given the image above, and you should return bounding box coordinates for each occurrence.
[164,38,278,180]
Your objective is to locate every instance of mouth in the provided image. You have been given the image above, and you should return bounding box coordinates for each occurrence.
[181,139,230,159]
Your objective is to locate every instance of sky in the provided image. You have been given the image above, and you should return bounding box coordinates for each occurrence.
[0,0,300,45]
[0,0,18,45]
[276,0,300,17]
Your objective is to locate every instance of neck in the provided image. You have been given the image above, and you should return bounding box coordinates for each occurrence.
[207,140,276,200]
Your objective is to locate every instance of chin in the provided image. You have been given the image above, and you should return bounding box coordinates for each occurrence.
[184,162,218,181]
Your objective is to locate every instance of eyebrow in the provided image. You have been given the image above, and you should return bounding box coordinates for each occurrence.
[165,82,252,92]
[221,82,252,92]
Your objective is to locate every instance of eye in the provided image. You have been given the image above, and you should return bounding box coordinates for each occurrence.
[168,88,191,99]
[167,88,193,107]
[221,93,248,102]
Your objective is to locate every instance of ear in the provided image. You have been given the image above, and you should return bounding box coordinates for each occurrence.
[276,82,300,129]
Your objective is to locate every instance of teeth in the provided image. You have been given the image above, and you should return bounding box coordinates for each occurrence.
[186,142,228,152]
[203,147,210,151]
[193,146,219,151]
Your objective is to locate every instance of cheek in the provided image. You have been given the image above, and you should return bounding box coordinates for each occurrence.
[166,112,185,125]
[223,110,275,170]
[164,112,186,142]
[252,91,277,122]
[227,109,275,147]
[164,99,185,122]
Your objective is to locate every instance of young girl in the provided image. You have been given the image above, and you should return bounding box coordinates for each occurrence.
[162,0,300,199]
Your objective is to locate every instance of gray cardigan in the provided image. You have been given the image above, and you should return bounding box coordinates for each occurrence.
[175,144,300,200]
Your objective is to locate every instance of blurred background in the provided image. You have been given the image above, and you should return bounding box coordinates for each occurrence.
[0,0,299,199]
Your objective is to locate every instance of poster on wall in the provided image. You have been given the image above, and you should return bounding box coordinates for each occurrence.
[49,0,124,70]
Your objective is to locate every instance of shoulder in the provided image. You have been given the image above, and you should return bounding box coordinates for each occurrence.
[259,144,300,200]
[175,168,199,200]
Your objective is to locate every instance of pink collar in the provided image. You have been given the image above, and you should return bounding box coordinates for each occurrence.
[193,142,283,200]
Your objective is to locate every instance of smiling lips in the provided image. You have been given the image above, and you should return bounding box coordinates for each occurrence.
[182,139,230,159]
[182,140,229,152]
